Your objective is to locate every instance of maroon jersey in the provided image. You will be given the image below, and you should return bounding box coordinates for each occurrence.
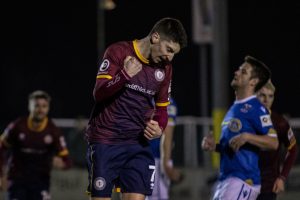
[0,117,69,183]
[259,111,298,193]
[85,40,171,144]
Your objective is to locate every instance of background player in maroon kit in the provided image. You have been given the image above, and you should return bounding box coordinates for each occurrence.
[0,90,72,200]
[257,81,298,200]
[85,17,187,200]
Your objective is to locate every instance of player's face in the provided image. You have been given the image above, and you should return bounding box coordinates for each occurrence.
[28,98,49,121]
[257,87,274,109]
[150,34,180,64]
[231,62,255,90]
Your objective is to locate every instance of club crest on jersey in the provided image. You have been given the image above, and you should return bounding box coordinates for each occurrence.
[94,177,106,190]
[99,59,110,72]
[228,118,242,132]
[260,115,272,127]
[154,69,165,82]
[44,135,53,144]
[19,133,26,140]
[240,103,252,113]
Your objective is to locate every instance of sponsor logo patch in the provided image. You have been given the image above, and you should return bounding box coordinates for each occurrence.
[125,83,156,95]
[260,115,272,127]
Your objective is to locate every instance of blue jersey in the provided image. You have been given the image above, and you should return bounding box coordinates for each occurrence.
[150,98,177,158]
[219,95,276,185]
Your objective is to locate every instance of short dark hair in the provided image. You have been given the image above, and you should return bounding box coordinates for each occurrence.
[28,90,51,102]
[149,17,188,48]
[245,55,271,92]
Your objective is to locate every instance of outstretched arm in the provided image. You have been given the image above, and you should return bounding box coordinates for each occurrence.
[229,133,278,152]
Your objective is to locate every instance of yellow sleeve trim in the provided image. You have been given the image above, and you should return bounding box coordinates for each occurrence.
[288,139,297,150]
[156,102,170,107]
[0,138,11,148]
[58,149,69,156]
[96,75,112,79]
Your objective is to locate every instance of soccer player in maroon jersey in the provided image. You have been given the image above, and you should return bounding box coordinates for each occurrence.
[0,90,72,200]
[85,17,187,200]
[257,81,298,200]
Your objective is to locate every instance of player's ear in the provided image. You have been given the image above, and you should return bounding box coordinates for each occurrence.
[151,32,160,44]
[250,77,259,88]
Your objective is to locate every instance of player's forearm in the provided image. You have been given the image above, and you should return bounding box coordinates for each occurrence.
[93,70,130,102]
[161,126,174,164]
[62,156,72,169]
[246,134,278,150]
[280,144,298,179]
[153,106,168,131]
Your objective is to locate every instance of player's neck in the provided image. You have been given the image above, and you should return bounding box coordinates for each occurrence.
[235,89,255,101]
[135,37,151,60]
[28,115,48,132]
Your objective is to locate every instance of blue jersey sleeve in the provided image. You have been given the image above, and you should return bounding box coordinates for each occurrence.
[249,104,276,136]
[167,98,177,126]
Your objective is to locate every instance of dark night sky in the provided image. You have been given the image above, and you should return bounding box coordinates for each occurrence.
[1,0,300,124]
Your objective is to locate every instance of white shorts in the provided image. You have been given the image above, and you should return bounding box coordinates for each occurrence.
[212,177,261,200]
[146,158,170,200]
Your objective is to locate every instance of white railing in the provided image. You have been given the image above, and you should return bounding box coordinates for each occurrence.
[53,116,300,168]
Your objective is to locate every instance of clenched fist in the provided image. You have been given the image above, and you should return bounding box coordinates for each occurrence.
[123,56,142,77]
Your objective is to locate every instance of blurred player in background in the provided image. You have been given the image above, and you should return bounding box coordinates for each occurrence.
[85,17,187,200]
[257,81,298,200]
[147,97,182,200]
[0,90,72,200]
[202,56,278,200]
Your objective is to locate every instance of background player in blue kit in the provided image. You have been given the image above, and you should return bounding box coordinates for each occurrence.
[201,56,279,200]
[85,18,187,200]
[148,97,182,200]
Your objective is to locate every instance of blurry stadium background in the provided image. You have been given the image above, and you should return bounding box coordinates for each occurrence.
[1,0,300,199]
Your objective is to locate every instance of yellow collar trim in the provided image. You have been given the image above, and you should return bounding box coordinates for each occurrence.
[27,116,48,132]
[133,40,149,64]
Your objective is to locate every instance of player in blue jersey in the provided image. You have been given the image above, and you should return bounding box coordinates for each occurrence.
[85,18,187,200]
[147,97,182,200]
[201,56,279,200]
